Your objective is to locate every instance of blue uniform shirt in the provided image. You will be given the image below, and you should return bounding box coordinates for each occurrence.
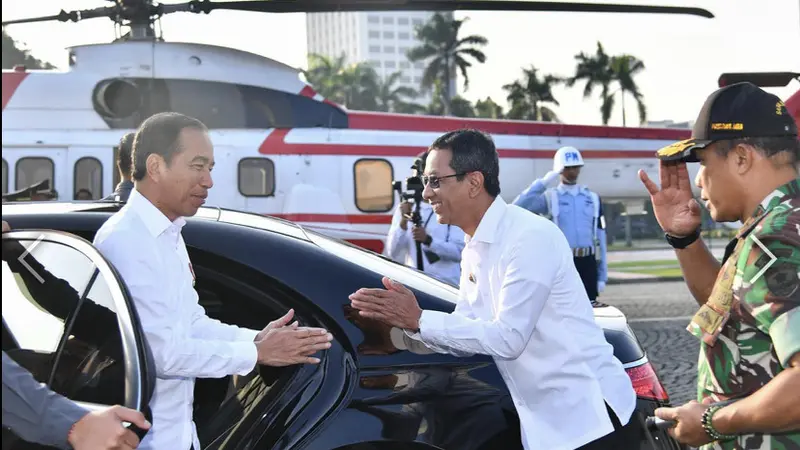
[512,177,608,285]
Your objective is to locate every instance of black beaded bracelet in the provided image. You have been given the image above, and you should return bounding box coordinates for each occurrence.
[701,404,737,442]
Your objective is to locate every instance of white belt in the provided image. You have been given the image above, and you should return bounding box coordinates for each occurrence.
[572,247,595,257]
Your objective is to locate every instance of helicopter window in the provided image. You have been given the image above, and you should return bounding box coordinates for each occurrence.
[15,157,54,192]
[238,158,275,197]
[2,159,7,194]
[354,158,394,213]
[73,157,103,200]
[165,79,248,130]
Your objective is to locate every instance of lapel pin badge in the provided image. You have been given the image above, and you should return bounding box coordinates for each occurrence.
[468,273,476,283]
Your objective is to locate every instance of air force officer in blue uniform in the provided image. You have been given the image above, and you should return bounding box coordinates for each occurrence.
[512,146,608,302]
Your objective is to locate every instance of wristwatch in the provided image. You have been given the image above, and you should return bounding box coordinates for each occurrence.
[664,227,701,249]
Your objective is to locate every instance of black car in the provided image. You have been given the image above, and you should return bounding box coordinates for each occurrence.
[2,201,685,450]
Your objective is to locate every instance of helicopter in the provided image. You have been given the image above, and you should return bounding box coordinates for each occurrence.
[3,0,792,254]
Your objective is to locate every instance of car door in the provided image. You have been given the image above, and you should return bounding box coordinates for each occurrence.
[1,230,155,449]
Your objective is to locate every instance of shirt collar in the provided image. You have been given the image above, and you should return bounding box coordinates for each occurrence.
[468,196,507,244]
[736,177,800,238]
[127,188,186,238]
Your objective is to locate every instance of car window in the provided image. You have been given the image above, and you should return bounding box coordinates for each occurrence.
[2,234,131,409]
[305,229,460,304]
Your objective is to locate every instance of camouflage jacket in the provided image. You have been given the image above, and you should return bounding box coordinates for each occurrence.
[695,178,800,450]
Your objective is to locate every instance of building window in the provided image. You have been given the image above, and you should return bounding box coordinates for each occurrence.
[369,45,380,53]
[384,46,395,53]
[369,60,381,68]
[398,32,410,40]
[414,76,423,83]
[399,46,410,56]
[368,30,379,39]
[73,157,103,200]
[15,157,54,191]
[412,18,423,26]
[398,18,410,25]
[238,158,275,197]
[383,31,394,39]
[382,17,394,24]
[368,15,379,24]
[400,61,410,69]
[401,76,411,83]
[414,62,425,69]
[2,159,7,194]
[385,61,396,69]
[354,159,394,212]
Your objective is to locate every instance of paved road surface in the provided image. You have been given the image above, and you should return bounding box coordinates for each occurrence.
[601,281,700,407]
[608,247,726,264]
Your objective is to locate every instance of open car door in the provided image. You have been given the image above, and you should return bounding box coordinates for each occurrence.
[1,230,155,449]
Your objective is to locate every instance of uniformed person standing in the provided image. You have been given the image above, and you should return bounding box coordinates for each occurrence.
[512,146,608,303]
[642,82,800,449]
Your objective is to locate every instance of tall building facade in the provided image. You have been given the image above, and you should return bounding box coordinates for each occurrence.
[306,11,455,108]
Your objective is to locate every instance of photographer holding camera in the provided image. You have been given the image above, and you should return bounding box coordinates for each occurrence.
[385,151,465,286]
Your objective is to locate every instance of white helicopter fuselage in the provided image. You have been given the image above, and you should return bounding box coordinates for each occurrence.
[2,40,701,253]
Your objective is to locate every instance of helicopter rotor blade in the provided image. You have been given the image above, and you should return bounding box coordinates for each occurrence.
[1,6,116,27]
[179,0,714,18]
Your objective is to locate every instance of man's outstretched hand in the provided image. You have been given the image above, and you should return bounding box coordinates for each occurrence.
[638,162,702,237]
[349,277,423,332]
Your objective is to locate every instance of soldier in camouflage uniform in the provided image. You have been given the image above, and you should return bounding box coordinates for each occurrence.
[640,82,800,449]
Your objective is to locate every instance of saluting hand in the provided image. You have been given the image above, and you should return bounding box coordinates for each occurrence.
[638,162,701,237]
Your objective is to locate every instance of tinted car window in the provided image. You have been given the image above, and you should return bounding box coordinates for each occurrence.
[2,237,126,407]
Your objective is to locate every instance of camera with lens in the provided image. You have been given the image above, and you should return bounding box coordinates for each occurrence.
[390,156,439,270]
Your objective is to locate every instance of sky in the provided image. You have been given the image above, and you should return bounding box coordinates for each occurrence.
[3,0,799,127]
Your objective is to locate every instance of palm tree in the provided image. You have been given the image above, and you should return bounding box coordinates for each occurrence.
[568,42,647,126]
[2,30,56,69]
[567,41,615,125]
[304,53,380,111]
[610,55,647,126]
[407,13,488,116]
[425,79,475,117]
[474,97,504,119]
[502,66,562,122]
[303,53,348,101]
[375,71,420,113]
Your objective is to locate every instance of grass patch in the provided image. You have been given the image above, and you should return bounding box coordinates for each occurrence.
[624,267,684,277]
[608,259,678,269]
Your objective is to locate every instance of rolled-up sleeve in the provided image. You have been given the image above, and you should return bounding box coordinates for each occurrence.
[96,236,257,379]
[2,352,88,450]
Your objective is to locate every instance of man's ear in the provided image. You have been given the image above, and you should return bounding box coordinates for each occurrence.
[732,143,755,175]
[145,154,164,182]
[468,172,484,198]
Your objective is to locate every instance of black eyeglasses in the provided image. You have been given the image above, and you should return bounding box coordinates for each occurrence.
[422,173,464,189]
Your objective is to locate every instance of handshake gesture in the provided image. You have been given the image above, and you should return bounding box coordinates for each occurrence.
[253,309,333,366]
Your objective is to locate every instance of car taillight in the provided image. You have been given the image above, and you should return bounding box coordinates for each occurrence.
[625,362,669,402]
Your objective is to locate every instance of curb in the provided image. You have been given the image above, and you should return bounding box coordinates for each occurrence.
[607,276,684,285]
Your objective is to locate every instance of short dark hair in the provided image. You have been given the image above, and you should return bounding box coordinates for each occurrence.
[714,136,799,169]
[116,132,135,177]
[415,150,428,174]
[132,112,208,181]
[429,129,501,197]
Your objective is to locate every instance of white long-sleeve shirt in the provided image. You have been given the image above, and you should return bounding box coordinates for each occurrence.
[385,201,465,286]
[406,196,636,450]
[93,188,260,450]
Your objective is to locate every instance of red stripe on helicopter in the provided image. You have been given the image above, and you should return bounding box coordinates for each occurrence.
[2,72,29,111]
[269,213,392,224]
[347,111,692,141]
[258,129,658,158]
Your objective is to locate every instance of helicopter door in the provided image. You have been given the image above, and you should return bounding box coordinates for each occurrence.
[68,147,113,201]
[2,147,67,200]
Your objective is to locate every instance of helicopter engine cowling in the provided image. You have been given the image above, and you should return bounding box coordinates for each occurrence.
[93,78,142,119]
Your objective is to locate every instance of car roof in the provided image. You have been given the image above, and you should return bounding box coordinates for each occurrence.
[1,200,310,241]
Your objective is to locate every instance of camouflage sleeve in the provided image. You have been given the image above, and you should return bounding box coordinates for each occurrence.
[741,212,800,368]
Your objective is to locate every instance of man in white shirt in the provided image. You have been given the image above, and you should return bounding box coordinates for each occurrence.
[349,129,640,450]
[385,151,465,286]
[93,112,333,450]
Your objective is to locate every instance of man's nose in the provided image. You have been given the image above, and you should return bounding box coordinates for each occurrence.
[695,167,703,189]
[201,169,214,189]
[422,182,434,201]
